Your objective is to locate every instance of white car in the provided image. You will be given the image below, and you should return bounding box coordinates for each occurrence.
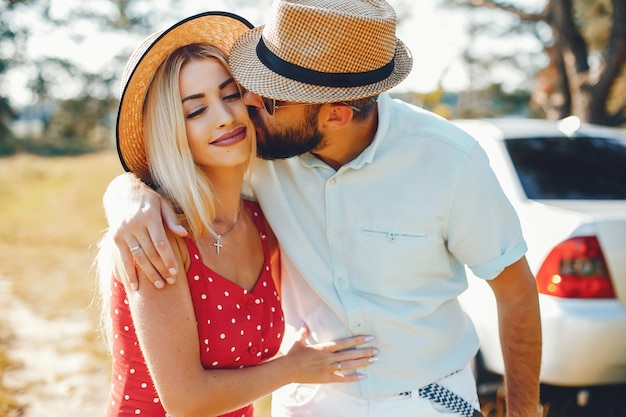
[454,117,626,412]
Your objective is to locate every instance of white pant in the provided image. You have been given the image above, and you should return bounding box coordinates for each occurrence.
[271,365,480,417]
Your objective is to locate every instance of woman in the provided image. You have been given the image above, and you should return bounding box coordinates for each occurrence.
[96,12,377,417]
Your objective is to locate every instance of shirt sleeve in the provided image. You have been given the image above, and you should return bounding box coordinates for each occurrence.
[445,141,527,280]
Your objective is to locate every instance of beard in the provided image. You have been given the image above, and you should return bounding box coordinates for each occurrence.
[248,106,323,160]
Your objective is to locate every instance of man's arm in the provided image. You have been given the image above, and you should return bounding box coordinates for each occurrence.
[487,256,543,417]
[103,172,187,289]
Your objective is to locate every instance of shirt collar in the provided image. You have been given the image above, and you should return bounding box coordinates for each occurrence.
[299,92,393,170]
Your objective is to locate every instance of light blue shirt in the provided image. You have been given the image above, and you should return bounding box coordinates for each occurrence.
[249,93,527,398]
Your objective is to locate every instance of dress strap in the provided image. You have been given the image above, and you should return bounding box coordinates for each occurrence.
[243,199,270,261]
[183,236,201,264]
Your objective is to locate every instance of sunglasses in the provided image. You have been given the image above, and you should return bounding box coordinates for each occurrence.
[261,97,360,116]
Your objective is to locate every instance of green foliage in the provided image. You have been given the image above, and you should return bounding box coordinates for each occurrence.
[43,96,118,155]
[0,97,17,155]
[0,0,31,151]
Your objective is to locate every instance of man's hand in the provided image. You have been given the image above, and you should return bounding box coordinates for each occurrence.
[488,256,542,417]
[103,173,188,290]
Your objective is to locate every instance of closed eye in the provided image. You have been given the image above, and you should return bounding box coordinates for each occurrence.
[186,106,207,119]
[223,91,242,102]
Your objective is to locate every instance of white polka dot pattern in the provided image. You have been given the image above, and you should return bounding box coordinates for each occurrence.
[104,201,283,417]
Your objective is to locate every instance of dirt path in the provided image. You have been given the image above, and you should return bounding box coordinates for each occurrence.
[0,278,110,417]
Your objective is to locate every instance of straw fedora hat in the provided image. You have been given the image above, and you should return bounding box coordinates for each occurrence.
[116,12,253,185]
[229,0,413,103]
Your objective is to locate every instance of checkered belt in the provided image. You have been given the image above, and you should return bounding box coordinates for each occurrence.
[399,382,482,417]
[419,382,482,417]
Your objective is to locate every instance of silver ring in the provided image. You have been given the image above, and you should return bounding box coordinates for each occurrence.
[130,245,142,253]
[336,362,342,371]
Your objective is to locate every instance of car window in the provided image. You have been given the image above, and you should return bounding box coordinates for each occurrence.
[505,136,626,199]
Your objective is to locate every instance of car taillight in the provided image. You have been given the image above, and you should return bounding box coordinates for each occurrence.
[536,236,616,298]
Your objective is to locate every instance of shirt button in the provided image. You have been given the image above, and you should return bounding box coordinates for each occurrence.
[329,231,338,238]
[246,299,257,310]
[337,278,345,286]
[352,322,362,329]
[249,346,259,355]
[387,233,396,243]
[329,178,337,185]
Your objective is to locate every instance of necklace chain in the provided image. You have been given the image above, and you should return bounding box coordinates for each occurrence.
[213,203,243,255]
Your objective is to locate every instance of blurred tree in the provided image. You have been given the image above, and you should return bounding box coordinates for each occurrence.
[0,0,274,155]
[22,95,118,155]
[0,0,35,153]
[22,0,155,154]
[0,96,17,154]
[0,0,159,155]
[448,0,626,126]
[457,83,532,118]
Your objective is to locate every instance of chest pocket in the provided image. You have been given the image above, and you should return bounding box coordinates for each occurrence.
[348,228,452,299]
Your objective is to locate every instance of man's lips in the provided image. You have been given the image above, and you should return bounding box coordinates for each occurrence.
[212,126,246,146]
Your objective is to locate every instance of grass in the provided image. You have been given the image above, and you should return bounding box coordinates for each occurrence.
[0,152,123,319]
[0,322,23,417]
[0,151,123,415]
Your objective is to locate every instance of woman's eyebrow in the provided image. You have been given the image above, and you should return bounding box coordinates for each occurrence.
[181,93,204,103]
[219,77,235,90]
[181,78,236,103]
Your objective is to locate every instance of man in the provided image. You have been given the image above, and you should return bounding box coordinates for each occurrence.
[106,1,541,416]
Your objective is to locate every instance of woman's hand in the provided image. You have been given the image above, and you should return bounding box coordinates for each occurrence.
[282,327,378,384]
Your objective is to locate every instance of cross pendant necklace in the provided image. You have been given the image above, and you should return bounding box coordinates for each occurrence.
[213,236,224,254]
[212,203,243,255]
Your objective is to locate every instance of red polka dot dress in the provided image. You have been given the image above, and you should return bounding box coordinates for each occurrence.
[105,201,285,417]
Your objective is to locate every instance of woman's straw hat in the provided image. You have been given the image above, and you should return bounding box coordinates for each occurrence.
[229,0,413,103]
[116,12,253,185]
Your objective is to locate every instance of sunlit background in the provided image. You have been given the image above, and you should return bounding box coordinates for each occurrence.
[0,1,625,416]
[5,0,547,104]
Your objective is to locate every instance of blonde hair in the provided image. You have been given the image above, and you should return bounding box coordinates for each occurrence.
[97,43,255,348]
[146,43,255,239]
